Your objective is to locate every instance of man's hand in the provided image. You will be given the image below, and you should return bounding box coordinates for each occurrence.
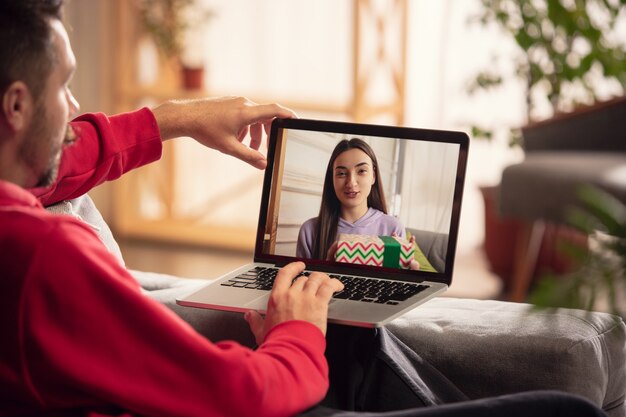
[244,262,344,345]
[152,96,296,170]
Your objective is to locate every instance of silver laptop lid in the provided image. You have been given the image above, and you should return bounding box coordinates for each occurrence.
[254,118,469,286]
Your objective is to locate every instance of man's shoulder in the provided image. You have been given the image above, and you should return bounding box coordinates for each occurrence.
[1,205,54,237]
[0,206,100,288]
[1,205,96,249]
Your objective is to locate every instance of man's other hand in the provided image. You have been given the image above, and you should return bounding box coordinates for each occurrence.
[152,96,296,170]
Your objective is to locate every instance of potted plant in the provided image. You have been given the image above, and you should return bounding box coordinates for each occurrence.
[468,0,626,145]
[138,0,215,90]
[466,0,626,289]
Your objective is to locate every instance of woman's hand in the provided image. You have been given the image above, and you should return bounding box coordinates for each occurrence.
[407,235,421,270]
[392,232,420,270]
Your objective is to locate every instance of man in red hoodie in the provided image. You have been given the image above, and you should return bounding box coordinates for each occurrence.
[0,1,345,416]
[0,1,610,417]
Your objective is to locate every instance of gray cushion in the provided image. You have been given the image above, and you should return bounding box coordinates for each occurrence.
[387,297,626,417]
[499,152,626,222]
[407,228,448,273]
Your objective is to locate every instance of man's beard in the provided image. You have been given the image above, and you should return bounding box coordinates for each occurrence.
[35,148,61,188]
[19,102,77,188]
[33,125,77,188]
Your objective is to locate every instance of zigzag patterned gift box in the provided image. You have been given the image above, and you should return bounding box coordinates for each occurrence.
[335,233,415,269]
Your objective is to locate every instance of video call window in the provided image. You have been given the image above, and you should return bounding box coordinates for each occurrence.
[261,127,462,275]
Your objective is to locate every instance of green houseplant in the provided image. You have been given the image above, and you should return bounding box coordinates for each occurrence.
[138,0,215,90]
[468,0,626,146]
[530,186,626,317]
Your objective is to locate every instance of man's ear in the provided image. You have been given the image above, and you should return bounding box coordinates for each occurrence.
[2,81,33,133]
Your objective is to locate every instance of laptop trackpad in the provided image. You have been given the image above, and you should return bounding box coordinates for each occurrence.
[244,293,270,311]
[243,294,337,312]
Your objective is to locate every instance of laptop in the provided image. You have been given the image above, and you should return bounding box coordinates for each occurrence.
[177,118,469,327]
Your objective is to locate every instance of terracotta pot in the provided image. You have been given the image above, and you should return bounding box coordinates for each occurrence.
[480,185,522,289]
[181,66,204,90]
[481,185,588,291]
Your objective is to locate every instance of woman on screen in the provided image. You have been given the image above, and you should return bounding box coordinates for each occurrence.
[296,138,416,267]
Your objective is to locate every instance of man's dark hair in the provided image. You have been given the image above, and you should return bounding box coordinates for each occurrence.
[0,0,64,100]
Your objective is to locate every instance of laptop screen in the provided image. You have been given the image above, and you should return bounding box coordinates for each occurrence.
[255,118,469,285]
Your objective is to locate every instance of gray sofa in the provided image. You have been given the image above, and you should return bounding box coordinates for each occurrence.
[500,96,626,223]
[48,195,626,416]
[407,228,448,273]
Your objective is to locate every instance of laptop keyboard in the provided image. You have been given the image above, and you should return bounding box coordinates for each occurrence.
[220,266,430,305]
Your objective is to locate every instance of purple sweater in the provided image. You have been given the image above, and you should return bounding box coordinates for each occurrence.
[296,207,405,259]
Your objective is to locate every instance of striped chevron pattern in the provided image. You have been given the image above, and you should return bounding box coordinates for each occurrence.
[335,234,384,266]
[398,239,415,269]
[335,234,415,269]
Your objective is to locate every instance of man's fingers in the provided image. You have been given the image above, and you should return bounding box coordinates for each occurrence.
[273,262,306,293]
[301,273,324,294]
[315,279,344,301]
[249,123,263,150]
[303,273,343,295]
[244,310,265,344]
[237,125,249,142]
[246,102,297,124]
[290,274,309,291]
[223,141,267,170]
[230,101,296,168]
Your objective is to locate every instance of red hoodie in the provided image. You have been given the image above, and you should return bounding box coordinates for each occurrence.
[0,108,328,417]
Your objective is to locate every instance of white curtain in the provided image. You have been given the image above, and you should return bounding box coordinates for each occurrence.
[398,141,459,234]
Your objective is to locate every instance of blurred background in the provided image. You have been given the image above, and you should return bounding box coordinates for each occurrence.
[63,0,626,305]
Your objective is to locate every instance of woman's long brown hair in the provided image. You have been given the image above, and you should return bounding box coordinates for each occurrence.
[312,138,387,259]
